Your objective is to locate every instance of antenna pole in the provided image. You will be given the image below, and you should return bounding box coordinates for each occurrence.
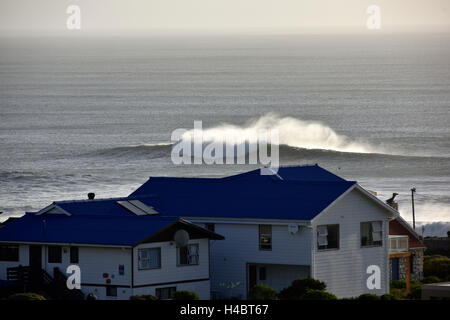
[411,188,416,230]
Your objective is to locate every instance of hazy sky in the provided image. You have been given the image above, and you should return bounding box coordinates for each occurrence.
[0,0,449,35]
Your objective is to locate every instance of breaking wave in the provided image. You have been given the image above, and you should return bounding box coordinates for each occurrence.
[180,114,383,154]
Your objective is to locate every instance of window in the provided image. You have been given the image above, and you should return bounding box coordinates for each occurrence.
[259,267,266,281]
[106,286,117,297]
[0,245,19,262]
[259,225,272,250]
[205,223,215,232]
[155,287,176,300]
[138,248,161,270]
[361,221,383,247]
[70,247,79,263]
[317,224,340,250]
[117,200,158,216]
[178,244,199,266]
[48,246,62,263]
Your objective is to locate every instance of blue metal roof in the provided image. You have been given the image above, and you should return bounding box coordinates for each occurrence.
[0,165,355,246]
[222,164,347,182]
[0,213,178,246]
[130,165,355,220]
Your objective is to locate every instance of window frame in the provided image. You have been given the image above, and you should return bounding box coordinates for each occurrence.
[177,244,199,266]
[155,286,176,300]
[317,224,340,251]
[106,286,118,297]
[259,225,272,251]
[70,246,79,264]
[48,245,62,263]
[259,267,266,281]
[0,244,19,262]
[205,223,215,232]
[360,221,383,248]
[137,247,161,270]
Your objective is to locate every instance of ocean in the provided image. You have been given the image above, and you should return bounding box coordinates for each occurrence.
[0,33,449,236]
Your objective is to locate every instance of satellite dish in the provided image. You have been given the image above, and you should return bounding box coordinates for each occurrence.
[174,229,190,247]
[288,224,299,235]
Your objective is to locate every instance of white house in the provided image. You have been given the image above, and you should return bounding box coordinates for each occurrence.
[0,198,223,300]
[1,164,402,300]
[130,165,399,299]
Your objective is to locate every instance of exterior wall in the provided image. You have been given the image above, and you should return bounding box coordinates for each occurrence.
[0,244,28,280]
[410,248,424,281]
[74,246,132,300]
[311,189,391,298]
[389,249,424,282]
[0,239,212,300]
[389,257,408,281]
[251,264,310,293]
[187,221,312,300]
[132,238,210,300]
[132,280,210,300]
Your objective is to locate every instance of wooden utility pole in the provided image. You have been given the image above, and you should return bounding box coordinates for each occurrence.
[411,188,416,230]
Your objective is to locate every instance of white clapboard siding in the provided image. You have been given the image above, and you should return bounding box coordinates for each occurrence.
[133,238,210,299]
[311,188,390,298]
[0,244,29,280]
[188,222,312,299]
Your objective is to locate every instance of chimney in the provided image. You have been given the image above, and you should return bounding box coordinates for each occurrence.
[88,193,95,200]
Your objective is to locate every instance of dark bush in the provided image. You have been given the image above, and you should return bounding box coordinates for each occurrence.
[380,294,397,300]
[390,288,406,300]
[356,293,380,300]
[407,284,422,300]
[130,294,158,300]
[8,293,46,300]
[424,255,450,279]
[279,278,327,300]
[390,280,406,289]
[248,284,279,300]
[173,290,200,300]
[422,276,441,284]
[302,289,337,300]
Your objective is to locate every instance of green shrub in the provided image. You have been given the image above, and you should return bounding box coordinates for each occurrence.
[302,289,337,300]
[390,280,406,290]
[8,293,46,301]
[380,294,397,300]
[173,290,200,300]
[389,288,406,300]
[279,278,327,300]
[422,276,441,284]
[130,294,158,300]
[424,255,450,279]
[407,284,422,300]
[356,293,380,300]
[248,284,279,300]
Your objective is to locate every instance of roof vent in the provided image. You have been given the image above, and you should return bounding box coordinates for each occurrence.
[88,193,95,200]
[117,200,158,216]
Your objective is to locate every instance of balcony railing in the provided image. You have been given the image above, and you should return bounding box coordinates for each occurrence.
[389,235,409,252]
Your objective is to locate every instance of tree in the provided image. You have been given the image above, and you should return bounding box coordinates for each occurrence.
[278,278,327,300]
[248,284,279,300]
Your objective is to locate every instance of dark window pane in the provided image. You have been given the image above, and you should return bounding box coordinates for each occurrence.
[259,225,272,250]
[361,222,382,247]
[48,246,62,263]
[0,245,19,262]
[259,267,266,281]
[318,224,339,250]
[70,247,79,263]
[179,247,189,265]
[106,286,117,297]
[156,287,176,299]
